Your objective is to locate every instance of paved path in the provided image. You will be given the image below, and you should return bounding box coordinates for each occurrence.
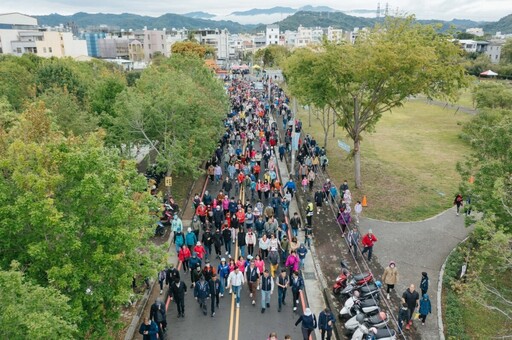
[358,208,473,339]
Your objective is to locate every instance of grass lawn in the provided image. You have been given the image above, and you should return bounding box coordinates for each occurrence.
[296,100,472,221]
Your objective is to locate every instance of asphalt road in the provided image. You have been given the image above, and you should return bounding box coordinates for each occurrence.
[164,177,304,340]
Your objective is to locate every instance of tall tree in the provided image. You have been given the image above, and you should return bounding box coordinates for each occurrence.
[114,55,228,179]
[0,266,79,339]
[284,16,468,188]
[0,103,164,337]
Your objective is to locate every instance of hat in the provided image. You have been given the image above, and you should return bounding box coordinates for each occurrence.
[247,255,253,260]
[368,229,373,234]
[304,308,312,316]
[187,227,192,233]
[169,264,174,268]
[205,260,210,265]
[221,257,226,262]
[196,241,201,246]
[200,202,205,205]
[192,252,197,257]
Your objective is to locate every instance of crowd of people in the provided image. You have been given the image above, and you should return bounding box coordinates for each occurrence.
[140,73,432,340]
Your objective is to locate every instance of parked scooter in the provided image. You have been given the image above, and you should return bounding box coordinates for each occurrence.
[333,260,374,295]
[340,293,380,319]
[341,281,382,303]
[154,204,178,236]
[345,311,390,334]
[352,323,397,340]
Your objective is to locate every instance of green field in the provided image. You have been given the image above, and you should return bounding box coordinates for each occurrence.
[296,100,472,221]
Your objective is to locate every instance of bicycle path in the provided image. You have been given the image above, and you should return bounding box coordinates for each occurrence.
[358,207,473,339]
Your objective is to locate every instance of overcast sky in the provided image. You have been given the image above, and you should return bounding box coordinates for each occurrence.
[1,0,510,21]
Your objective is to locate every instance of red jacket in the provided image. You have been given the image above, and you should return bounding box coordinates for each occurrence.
[194,245,206,259]
[178,247,191,262]
[362,233,378,247]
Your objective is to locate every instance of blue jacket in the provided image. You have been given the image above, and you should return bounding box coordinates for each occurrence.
[297,246,308,260]
[138,320,158,340]
[185,233,197,246]
[419,294,432,315]
[194,279,210,299]
[217,263,230,279]
[318,310,335,330]
[291,275,304,292]
[189,256,202,270]
[284,180,296,191]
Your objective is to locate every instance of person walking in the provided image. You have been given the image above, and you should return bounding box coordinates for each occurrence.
[397,303,410,335]
[138,317,158,340]
[268,247,280,278]
[347,227,360,259]
[297,244,308,270]
[227,266,245,308]
[318,307,335,340]
[290,212,301,237]
[209,273,221,317]
[295,308,317,340]
[260,269,274,313]
[454,193,463,216]
[419,294,432,326]
[157,269,166,295]
[149,298,166,339]
[420,272,429,296]
[276,269,289,312]
[361,229,378,262]
[314,189,323,214]
[245,228,257,256]
[168,277,187,318]
[402,284,420,330]
[245,259,260,306]
[382,261,399,300]
[290,271,304,312]
[354,201,363,224]
[194,275,210,316]
[305,199,314,227]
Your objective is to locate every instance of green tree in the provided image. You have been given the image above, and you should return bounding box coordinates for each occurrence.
[284,16,468,188]
[255,45,291,67]
[0,96,18,132]
[114,56,228,179]
[458,108,512,232]
[35,59,87,103]
[38,88,98,136]
[473,82,512,109]
[0,266,79,339]
[90,75,126,129]
[0,58,35,110]
[501,39,512,64]
[0,103,164,337]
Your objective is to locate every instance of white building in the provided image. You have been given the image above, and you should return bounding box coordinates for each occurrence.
[327,27,344,43]
[143,29,169,61]
[466,28,484,37]
[0,13,87,58]
[485,40,505,64]
[192,28,230,64]
[283,30,297,47]
[266,24,279,45]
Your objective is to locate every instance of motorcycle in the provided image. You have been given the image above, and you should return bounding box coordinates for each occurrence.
[154,204,178,237]
[352,323,397,340]
[340,296,380,319]
[333,260,374,295]
[345,311,390,334]
[341,281,382,303]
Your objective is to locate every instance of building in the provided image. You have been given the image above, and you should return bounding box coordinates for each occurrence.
[456,39,488,53]
[191,28,230,63]
[143,29,169,61]
[0,12,37,29]
[266,24,279,45]
[485,40,505,64]
[296,25,312,47]
[0,13,87,58]
[327,27,344,44]
[82,32,106,57]
[98,38,129,59]
[128,39,144,61]
[466,28,484,37]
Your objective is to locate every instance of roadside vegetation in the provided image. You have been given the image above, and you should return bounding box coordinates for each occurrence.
[0,53,227,338]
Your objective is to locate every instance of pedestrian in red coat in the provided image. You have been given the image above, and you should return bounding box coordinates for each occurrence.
[361,229,378,262]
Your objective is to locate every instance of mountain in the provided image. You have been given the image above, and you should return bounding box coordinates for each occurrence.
[298,6,339,12]
[230,7,296,16]
[182,11,216,19]
[275,11,375,32]
[417,18,484,31]
[483,14,512,34]
[35,12,253,33]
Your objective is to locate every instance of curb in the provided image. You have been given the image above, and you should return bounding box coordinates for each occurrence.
[436,235,470,340]
[364,206,456,224]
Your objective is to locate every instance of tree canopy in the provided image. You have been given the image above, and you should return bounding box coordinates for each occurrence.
[283,16,468,187]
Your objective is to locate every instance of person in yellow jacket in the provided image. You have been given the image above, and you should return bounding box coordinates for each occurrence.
[382,261,399,300]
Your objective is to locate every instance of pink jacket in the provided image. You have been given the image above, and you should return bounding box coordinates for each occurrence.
[285,254,300,272]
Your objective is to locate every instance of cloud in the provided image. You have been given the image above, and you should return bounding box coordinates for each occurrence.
[0,0,510,21]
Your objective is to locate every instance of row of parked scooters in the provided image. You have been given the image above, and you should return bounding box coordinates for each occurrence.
[333,261,398,340]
